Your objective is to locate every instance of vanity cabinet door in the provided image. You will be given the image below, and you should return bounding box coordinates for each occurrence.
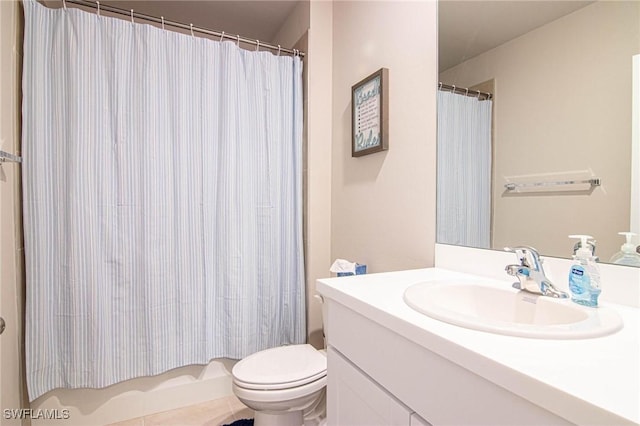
[327,347,413,425]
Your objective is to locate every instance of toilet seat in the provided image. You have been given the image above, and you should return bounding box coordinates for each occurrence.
[234,370,326,390]
[233,375,327,403]
[232,344,327,391]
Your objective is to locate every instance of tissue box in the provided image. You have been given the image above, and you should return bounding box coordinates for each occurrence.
[337,263,367,277]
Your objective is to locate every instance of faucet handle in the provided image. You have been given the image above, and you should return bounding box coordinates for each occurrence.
[504,246,541,269]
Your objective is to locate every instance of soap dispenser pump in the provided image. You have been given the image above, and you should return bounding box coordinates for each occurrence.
[609,232,640,267]
[568,235,601,307]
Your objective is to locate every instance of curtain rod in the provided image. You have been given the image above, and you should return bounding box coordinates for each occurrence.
[60,0,305,58]
[438,82,492,100]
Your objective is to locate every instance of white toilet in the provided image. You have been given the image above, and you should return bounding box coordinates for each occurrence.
[231,343,327,426]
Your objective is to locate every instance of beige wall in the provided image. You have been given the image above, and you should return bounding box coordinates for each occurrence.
[304,1,333,348]
[272,0,310,49]
[331,1,437,273]
[0,0,29,423]
[440,1,640,260]
[633,54,640,236]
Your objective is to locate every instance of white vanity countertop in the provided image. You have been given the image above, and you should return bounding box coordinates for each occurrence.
[317,268,640,425]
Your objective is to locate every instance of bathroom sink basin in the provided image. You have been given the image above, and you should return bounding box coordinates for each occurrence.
[403,280,623,339]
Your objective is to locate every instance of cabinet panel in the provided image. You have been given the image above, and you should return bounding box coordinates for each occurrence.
[326,300,571,426]
[327,347,412,426]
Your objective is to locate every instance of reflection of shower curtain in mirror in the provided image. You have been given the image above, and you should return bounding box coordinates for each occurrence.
[437,91,492,248]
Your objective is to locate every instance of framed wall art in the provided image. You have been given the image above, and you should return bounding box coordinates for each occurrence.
[351,68,389,157]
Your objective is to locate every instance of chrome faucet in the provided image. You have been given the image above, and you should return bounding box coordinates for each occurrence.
[504,246,569,298]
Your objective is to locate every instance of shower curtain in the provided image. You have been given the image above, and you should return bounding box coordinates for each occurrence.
[22,0,305,401]
[437,90,492,248]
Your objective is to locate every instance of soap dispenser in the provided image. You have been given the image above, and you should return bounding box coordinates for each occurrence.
[568,235,601,307]
[609,232,640,267]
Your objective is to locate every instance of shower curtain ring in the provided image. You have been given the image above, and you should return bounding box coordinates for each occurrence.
[130,9,134,24]
[62,0,67,9]
[190,24,194,37]
[256,40,260,51]
[452,85,456,93]
[236,35,240,46]
[477,90,482,99]
[277,45,281,56]
[439,82,442,90]
[161,16,165,30]
[220,31,225,42]
[465,88,469,96]
[96,1,100,16]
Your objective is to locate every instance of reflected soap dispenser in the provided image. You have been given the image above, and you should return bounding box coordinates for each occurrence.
[609,232,640,267]
[568,235,601,307]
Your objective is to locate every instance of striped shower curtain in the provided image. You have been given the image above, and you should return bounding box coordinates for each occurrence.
[22,0,305,401]
[437,90,493,248]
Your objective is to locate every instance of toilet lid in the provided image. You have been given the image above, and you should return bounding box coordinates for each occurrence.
[232,344,327,390]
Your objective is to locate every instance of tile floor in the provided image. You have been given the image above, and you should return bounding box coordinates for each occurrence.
[108,395,253,426]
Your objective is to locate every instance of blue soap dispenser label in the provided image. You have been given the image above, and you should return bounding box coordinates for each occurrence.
[569,265,589,295]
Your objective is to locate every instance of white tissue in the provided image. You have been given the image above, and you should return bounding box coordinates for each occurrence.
[330,258,356,274]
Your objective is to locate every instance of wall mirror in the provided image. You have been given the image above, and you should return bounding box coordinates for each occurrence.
[437,0,640,265]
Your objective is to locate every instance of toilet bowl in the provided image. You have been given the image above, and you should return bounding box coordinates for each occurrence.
[232,344,327,426]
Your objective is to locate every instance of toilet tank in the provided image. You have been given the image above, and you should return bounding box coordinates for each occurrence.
[314,294,328,348]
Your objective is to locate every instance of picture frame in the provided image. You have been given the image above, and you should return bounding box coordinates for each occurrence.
[351,68,389,157]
